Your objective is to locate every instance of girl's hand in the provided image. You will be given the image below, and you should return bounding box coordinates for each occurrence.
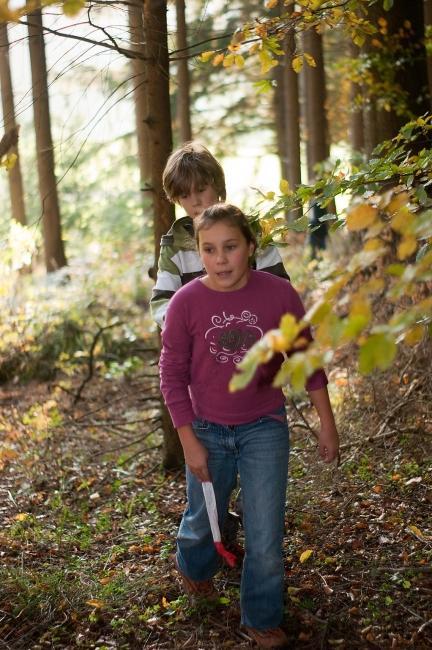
[318,425,340,464]
[177,425,210,482]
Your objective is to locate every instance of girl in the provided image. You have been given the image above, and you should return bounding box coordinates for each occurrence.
[159,204,339,649]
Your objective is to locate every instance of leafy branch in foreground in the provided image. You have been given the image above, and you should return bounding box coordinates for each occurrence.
[230,116,432,393]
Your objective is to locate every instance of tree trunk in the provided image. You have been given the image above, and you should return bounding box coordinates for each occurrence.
[348,41,364,155]
[302,28,329,182]
[282,29,301,219]
[27,5,66,272]
[302,28,330,250]
[365,0,429,149]
[175,0,192,142]
[128,0,151,192]
[0,23,26,225]
[143,0,182,469]
[424,0,432,108]
[273,65,287,180]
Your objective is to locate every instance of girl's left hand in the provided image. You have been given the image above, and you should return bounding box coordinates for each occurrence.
[318,425,340,464]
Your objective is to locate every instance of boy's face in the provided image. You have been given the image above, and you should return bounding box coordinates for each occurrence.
[177,184,219,219]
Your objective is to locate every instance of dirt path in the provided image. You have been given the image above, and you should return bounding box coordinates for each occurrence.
[0,360,431,649]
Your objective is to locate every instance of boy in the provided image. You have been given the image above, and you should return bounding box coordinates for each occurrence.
[150,142,289,328]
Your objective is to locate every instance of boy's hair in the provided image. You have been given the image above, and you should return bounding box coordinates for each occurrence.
[163,142,226,203]
[194,204,257,252]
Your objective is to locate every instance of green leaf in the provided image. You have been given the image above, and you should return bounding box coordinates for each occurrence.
[253,80,273,94]
[383,0,394,10]
[63,0,85,17]
[288,215,309,232]
[359,333,397,374]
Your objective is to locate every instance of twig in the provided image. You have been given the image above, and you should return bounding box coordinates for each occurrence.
[374,566,432,573]
[72,321,124,404]
[417,618,432,635]
[93,421,161,456]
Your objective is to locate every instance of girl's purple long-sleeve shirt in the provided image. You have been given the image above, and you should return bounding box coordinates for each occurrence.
[159,270,327,428]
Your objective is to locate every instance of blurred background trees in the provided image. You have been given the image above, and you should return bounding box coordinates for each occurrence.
[0,0,431,467]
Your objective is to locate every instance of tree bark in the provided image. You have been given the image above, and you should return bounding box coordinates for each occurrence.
[0,23,26,225]
[27,5,66,272]
[348,41,364,155]
[273,65,287,180]
[128,0,151,192]
[175,0,192,143]
[282,30,301,206]
[302,27,330,249]
[143,0,182,469]
[302,28,329,182]
[424,0,432,108]
[364,0,429,150]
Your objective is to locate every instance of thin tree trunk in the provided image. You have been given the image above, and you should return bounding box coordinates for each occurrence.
[282,28,301,215]
[348,41,364,155]
[424,0,432,108]
[175,0,192,142]
[302,28,329,182]
[128,0,151,190]
[144,0,182,470]
[27,5,66,272]
[273,65,287,180]
[302,27,331,250]
[0,23,26,225]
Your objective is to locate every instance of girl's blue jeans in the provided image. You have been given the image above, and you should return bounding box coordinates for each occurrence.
[176,407,290,630]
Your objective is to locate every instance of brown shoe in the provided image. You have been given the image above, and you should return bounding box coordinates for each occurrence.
[242,625,289,649]
[175,557,218,601]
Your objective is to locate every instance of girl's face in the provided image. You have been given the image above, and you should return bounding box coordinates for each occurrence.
[177,183,219,219]
[198,221,255,292]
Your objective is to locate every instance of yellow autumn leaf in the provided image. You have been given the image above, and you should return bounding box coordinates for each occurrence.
[346,204,378,231]
[15,513,29,521]
[387,191,409,215]
[397,236,417,260]
[265,0,278,8]
[161,596,170,608]
[279,178,290,194]
[267,331,288,353]
[249,43,260,55]
[223,53,235,68]
[212,53,224,66]
[350,296,372,321]
[363,238,383,252]
[86,599,105,609]
[299,549,313,563]
[304,53,316,67]
[292,55,303,73]
[200,50,215,63]
[391,208,414,235]
[407,525,426,539]
[259,49,278,74]
[404,325,424,346]
[62,0,85,17]
[3,153,17,170]
[235,54,245,69]
[305,300,331,326]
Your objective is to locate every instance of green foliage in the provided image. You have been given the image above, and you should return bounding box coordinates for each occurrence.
[231,116,432,393]
[199,0,381,76]
[0,240,154,384]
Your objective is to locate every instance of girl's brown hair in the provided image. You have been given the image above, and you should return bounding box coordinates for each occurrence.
[163,142,226,203]
[194,204,257,252]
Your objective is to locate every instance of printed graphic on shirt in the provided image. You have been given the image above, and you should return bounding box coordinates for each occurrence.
[204,311,263,364]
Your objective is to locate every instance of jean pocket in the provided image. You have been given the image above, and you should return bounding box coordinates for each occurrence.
[192,419,210,431]
[259,406,287,424]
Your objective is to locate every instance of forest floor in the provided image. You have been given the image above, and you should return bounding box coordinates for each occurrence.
[0,341,431,650]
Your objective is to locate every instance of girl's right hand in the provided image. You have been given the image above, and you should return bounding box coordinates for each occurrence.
[177,425,210,482]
